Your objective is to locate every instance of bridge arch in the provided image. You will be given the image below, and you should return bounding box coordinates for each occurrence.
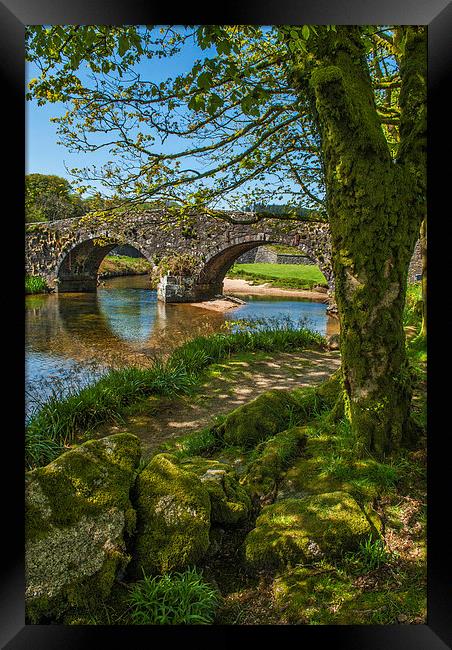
[54,237,153,292]
[194,234,333,297]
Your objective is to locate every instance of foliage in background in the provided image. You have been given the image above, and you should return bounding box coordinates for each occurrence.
[403,283,423,329]
[149,252,200,287]
[98,255,152,278]
[25,25,406,216]
[25,173,87,223]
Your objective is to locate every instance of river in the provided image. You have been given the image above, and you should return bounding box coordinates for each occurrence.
[25,275,339,418]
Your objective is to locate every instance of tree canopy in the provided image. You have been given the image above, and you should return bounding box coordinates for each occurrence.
[25,173,87,222]
[26,25,410,224]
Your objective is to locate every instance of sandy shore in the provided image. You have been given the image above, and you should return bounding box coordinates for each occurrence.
[223,278,329,301]
[186,278,329,312]
[184,298,241,312]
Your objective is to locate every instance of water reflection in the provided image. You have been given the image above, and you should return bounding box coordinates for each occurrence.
[25,274,339,415]
[97,285,156,343]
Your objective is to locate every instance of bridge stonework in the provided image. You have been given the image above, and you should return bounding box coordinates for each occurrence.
[25,210,334,302]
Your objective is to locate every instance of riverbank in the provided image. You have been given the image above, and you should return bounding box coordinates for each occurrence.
[26,331,426,626]
[224,277,329,301]
[94,347,341,457]
[227,261,329,291]
[184,278,330,313]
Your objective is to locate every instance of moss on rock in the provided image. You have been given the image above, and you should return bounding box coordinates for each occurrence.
[243,427,307,500]
[276,436,342,499]
[215,389,311,448]
[273,565,426,624]
[25,433,141,623]
[179,456,251,525]
[131,454,211,576]
[245,491,380,570]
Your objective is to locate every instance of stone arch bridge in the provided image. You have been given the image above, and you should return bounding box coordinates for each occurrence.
[25,210,334,302]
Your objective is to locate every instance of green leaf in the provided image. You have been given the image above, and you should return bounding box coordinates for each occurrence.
[207,92,224,115]
[302,25,310,40]
[85,29,96,48]
[118,35,129,57]
[188,94,205,112]
[197,71,213,90]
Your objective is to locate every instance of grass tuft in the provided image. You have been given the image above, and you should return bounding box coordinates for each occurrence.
[25,275,49,294]
[128,568,219,625]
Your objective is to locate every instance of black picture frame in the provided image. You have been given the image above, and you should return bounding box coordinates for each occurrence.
[1,1,449,647]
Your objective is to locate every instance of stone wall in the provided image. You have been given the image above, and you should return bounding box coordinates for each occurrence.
[276,253,315,265]
[236,249,258,263]
[408,239,422,282]
[254,247,277,263]
[236,246,316,266]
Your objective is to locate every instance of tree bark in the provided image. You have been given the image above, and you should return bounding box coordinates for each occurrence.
[291,26,426,456]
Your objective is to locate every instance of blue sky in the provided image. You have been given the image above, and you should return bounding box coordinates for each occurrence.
[25,27,315,208]
[25,33,215,192]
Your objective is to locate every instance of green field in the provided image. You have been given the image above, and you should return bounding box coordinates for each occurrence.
[99,255,153,277]
[227,263,328,290]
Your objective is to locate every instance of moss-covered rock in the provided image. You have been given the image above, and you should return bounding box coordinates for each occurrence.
[277,436,395,504]
[25,433,141,623]
[243,427,307,500]
[313,369,342,407]
[215,389,307,448]
[272,565,354,624]
[275,437,342,500]
[179,457,251,525]
[245,491,380,570]
[273,566,426,624]
[131,453,211,576]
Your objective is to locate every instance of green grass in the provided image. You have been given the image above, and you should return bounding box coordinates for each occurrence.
[403,282,423,328]
[227,263,328,289]
[26,318,325,469]
[99,254,152,277]
[128,568,219,625]
[344,535,396,573]
[25,275,49,294]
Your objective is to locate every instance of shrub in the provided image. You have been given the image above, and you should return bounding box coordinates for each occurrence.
[128,568,219,625]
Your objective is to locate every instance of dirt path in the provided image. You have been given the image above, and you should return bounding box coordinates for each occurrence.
[95,349,341,457]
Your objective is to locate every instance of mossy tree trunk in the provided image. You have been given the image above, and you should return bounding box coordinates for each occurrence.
[292,27,426,456]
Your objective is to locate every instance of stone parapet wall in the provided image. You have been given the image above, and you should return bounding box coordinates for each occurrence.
[408,239,422,282]
[236,246,316,266]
